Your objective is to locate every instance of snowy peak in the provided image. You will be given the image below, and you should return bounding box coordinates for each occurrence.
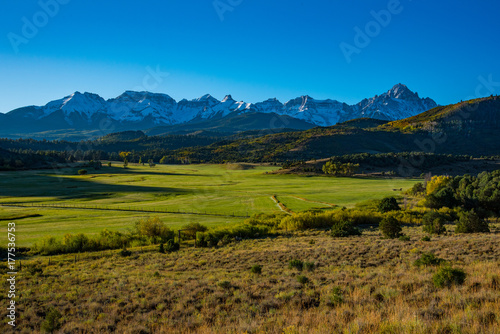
[387,83,414,99]
[194,94,220,105]
[355,84,437,120]
[5,84,438,130]
[222,95,235,103]
[253,98,284,112]
[44,91,106,118]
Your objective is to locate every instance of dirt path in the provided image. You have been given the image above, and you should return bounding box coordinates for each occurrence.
[270,195,293,214]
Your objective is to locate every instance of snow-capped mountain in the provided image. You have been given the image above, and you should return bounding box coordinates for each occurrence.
[352,84,438,120]
[0,84,437,135]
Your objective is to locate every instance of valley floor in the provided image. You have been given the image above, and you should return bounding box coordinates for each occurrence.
[0,163,417,247]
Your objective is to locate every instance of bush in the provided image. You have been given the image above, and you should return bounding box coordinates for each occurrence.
[425,187,457,209]
[296,275,309,284]
[135,217,175,243]
[433,267,466,288]
[379,216,402,238]
[422,211,447,235]
[120,248,132,257]
[407,182,425,196]
[78,169,87,175]
[326,286,343,307]
[26,263,43,276]
[289,259,304,271]
[250,265,262,274]
[164,239,179,252]
[331,220,361,237]
[455,211,490,233]
[421,236,431,242]
[398,235,410,241]
[41,308,62,333]
[159,243,165,253]
[218,281,232,289]
[245,213,286,229]
[195,223,272,248]
[182,222,208,239]
[304,262,316,272]
[33,229,129,256]
[378,197,401,213]
[414,252,444,267]
[280,209,381,231]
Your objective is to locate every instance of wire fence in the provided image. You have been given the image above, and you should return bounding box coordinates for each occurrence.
[0,202,250,218]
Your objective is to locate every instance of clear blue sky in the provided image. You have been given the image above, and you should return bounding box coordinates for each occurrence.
[1,0,500,113]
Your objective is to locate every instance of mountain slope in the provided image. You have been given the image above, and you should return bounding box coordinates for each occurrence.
[163,96,500,162]
[145,112,316,136]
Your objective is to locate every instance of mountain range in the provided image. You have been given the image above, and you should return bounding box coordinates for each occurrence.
[0,84,436,140]
[1,95,499,172]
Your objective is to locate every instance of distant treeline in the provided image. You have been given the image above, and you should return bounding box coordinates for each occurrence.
[0,148,67,170]
[0,132,220,153]
[327,152,473,169]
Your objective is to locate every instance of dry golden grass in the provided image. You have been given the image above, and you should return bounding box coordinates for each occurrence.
[1,224,499,333]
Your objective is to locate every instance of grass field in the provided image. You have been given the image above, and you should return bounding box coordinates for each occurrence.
[0,163,419,246]
[2,224,499,333]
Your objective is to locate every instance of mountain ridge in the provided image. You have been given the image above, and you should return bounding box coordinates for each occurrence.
[0,84,437,139]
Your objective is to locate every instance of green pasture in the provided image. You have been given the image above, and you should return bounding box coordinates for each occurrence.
[0,164,419,246]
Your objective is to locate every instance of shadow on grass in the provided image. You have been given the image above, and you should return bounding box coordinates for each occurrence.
[43,166,213,177]
[0,170,193,199]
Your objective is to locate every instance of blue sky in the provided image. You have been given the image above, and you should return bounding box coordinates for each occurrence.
[1,0,500,112]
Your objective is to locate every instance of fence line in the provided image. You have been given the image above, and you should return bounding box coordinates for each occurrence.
[0,203,250,218]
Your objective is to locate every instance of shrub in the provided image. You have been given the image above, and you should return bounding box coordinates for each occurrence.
[280,209,381,231]
[218,281,232,289]
[426,175,452,195]
[120,248,132,257]
[398,235,410,241]
[32,229,130,255]
[433,267,466,288]
[26,263,43,276]
[245,213,286,229]
[182,222,208,239]
[421,236,431,242]
[164,239,179,252]
[407,182,425,196]
[455,211,490,233]
[296,275,309,284]
[159,243,165,253]
[134,217,175,243]
[304,262,316,272]
[425,187,457,209]
[379,216,402,238]
[422,211,447,235]
[414,252,444,267]
[78,169,87,175]
[326,286,343,307]
[41,308,62,333]
[250,265,262,274]
[289,259,304,271]
[386,210,425,225]
[331,220,361,237]
[195,223,272,248]
[378,197,401,213]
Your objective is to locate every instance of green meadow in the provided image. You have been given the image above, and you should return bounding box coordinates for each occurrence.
[0,164,419,246]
